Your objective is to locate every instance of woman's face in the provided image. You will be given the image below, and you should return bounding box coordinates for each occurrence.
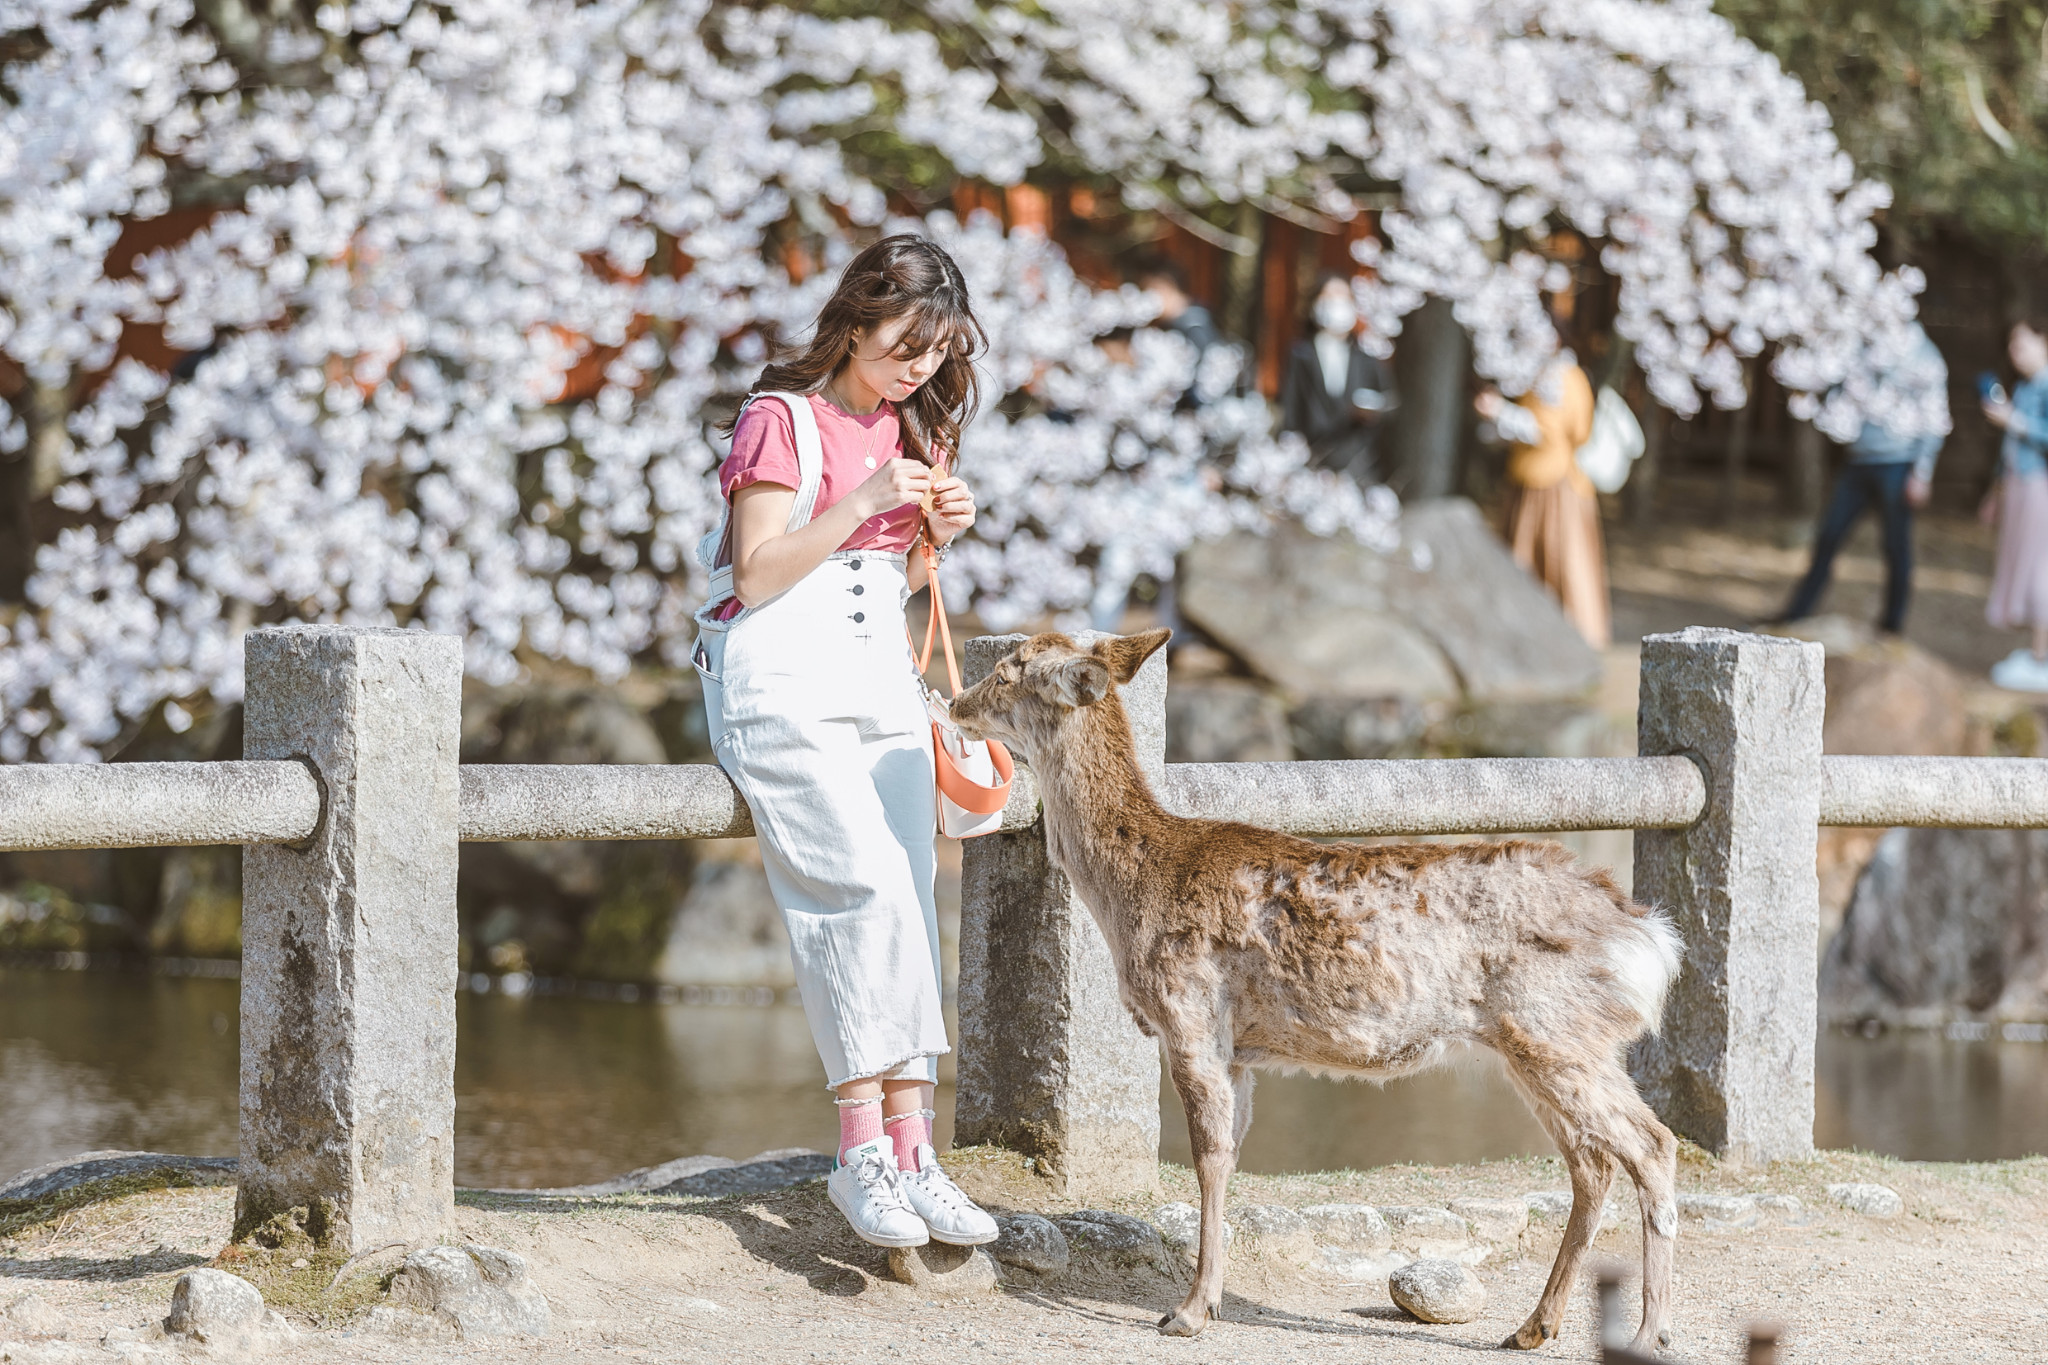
[2013,325,2048,379]
[846,313,949,404]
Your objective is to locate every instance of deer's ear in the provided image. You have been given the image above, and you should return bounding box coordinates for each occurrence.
[1097,628,1172,684]
[1041,655,1113,708]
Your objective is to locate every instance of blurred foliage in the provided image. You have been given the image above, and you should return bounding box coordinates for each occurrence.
[1719,0,2048,249]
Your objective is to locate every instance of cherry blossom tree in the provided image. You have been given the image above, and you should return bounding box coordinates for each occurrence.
[0,0,1927,761]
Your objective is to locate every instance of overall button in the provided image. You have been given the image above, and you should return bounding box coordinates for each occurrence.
[850,583,864,596]
[848,559,862,571]
[852,611,866,623]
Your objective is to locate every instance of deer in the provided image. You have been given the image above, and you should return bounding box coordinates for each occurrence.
[948,629,1684,1354]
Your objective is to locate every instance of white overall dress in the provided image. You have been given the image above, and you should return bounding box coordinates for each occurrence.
[693,393,948,1090]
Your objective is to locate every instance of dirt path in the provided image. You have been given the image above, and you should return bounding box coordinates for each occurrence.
[4,1147,2045,1363]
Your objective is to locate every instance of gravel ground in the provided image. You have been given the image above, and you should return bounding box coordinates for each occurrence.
[3,1146,2045,1364]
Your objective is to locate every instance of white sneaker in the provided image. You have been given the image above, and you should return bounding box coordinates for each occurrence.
[900,1144,999,1246]
[1991,650,2048,692]
[827,1139,928,1248]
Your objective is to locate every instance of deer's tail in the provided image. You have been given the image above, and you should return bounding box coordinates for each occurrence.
[1605,909,1683,1035]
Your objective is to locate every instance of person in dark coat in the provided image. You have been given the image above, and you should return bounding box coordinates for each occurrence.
[1280,273,1397,484]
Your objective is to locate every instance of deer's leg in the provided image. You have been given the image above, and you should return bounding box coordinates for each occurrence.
[1600,1080,1679,1352]
[1159,1046,1239,1338]
[1494,1067,1618,1352]
[1229,1063,1255,1148]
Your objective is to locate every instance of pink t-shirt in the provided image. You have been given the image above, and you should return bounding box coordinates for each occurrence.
[711,393,930,618]
[721,393,925,550]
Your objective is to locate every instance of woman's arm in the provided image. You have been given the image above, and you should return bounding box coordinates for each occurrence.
[730,458,931,606]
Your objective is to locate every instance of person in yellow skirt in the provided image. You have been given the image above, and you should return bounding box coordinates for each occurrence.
[1476,356,1609,649]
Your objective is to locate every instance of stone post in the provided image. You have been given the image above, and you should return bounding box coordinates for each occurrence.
[236,626,463,1251]
[1631,627,1824,1164]
[954,632,1164,1198]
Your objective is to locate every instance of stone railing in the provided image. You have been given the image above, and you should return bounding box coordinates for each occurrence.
[7,623,2048,1248]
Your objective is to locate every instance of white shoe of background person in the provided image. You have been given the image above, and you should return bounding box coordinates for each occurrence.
[1991,649,2048,693]
[827,1138,929,1248]
[900,1144,999,1245]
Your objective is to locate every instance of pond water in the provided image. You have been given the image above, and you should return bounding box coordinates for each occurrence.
[3,966,2044,1189]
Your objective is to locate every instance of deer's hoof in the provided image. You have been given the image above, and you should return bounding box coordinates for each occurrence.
[1498,1319,1552,1351]
[1157,1308,1207,1337]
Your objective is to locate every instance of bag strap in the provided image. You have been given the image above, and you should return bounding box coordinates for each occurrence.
[703,391,827,606]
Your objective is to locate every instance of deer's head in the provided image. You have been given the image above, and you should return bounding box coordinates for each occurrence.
[950,628,1171,757]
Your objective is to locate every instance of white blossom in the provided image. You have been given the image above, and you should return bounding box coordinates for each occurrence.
[0,0,1919,761]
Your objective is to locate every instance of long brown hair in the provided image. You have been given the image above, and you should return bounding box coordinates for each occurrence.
[726,234,986,467]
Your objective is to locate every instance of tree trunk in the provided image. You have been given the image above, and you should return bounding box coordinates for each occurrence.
[1387,295,1470,499]
[1786,418,1827,521]
[1628,402,1665,527]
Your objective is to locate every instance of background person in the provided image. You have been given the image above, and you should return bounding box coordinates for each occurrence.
[1477,350,1609,649]
[698,235,999,1249]
[1280,273,1398,485]
[1982,317,2048,690]
[1775,320,1947,635]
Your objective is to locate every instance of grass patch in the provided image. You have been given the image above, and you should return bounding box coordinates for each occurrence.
[0,1168,227,1242]
[212,1235,392,1328]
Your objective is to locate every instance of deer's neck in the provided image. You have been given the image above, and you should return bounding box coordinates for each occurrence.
[1031,697,1169,952]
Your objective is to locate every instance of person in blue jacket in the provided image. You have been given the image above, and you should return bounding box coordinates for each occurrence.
[1776,321,1947,635]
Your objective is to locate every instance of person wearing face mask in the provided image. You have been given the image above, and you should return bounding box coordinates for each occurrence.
[1280,274,1399,484]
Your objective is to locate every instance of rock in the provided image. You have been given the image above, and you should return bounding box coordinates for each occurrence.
[1754,1194,1805,1220]
[1448,1197,1528,1243]
[991,1214,1069,1276]
[1053,1211,1167,1273]
[1387,1257,1487,1324]
[652,847,795,987]
[1676,1193,1757,1228]
[1178,501,1601,709]
[0,1151,237,1208]
[1287,695,1428,760]
[887,1243,1000,1296]
[2,1294,65,1340]
[1523,1191,1623,1231]
[1822,826,2048,1025]
[651,1151,830,1198]
[389,1244,551,1337]
[1226,1204,1306,1239]
[1826,1183,1903,1219]
[1147,1203,1226,1262]
[1301,1203,1391,1250]
[1165,677,1292,762]
[1379,1206,1470,1256]
[1225,1204,1313,1259]
[1315,1247,1410,1282]
[164,1269,269,1346]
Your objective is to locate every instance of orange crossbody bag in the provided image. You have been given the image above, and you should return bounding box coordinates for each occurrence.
[913,517,1014,837]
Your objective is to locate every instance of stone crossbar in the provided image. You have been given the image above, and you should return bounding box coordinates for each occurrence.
[1817,755,2048,828]
[0,759,319,850]
[10,751,2048,852]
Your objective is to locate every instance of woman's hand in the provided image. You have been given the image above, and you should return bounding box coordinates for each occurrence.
[1474,388,1504,421]
[852,458,933,521]
[1985,397,2014,430]
[1981,484,2003,526]
[927,474,976,543]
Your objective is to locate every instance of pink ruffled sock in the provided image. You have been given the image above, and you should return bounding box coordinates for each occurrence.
[836,1097,884,1163]
[885,1108,934,1173]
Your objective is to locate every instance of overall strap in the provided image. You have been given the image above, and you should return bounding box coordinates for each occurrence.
[700,391,828,611]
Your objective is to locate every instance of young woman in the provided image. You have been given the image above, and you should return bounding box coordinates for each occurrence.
[693,235,998,1248]
[1983,317,2048,691]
